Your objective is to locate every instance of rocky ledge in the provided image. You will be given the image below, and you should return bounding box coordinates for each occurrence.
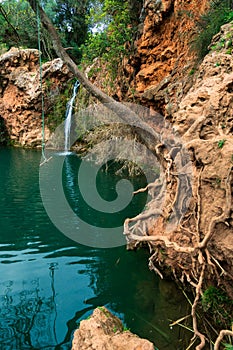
[72,307,155,350]
[0,47,72,147]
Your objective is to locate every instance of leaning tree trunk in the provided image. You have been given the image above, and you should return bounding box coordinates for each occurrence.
[28,0,114,105]
[27,0,160,150]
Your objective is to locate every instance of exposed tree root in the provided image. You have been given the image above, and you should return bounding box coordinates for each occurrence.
[214,330,233,350]
[198,167,232,249]
[191,262,206,350]
[124,229,195,253]
[124,114,233,348]
[19,5,233,348]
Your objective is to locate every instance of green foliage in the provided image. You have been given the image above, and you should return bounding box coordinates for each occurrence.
[0,0,90,61]
[97,306,111,317]
[0,0,37,50]
[223,344,233,350]
[226,47,233,54]
[82,31,109,62]
[81,0,140,79]
[193,0,233,59]
[0,0,55,59]
[189,68,196,75]
[1,0,141,67]
[201,286,233,327]
[43,0,90,62]
[0,42,8,55]
[218,139,226,148]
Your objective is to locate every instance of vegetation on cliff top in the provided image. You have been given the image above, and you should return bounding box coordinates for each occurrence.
[0,0,89,60]
[80,0,141,78]
[0,0,141,67]
[194,0,233,59]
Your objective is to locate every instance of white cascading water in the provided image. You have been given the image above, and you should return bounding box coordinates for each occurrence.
[64,80,80,152]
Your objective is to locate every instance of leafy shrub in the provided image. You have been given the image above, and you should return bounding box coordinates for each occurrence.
[223,344,233,350]
[193,0,233,59]
[81,0,139,79]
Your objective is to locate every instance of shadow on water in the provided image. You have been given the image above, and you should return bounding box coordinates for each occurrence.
[0,147,192,350]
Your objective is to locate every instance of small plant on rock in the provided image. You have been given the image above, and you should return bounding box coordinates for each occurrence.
[201,286,233,328]
[218,139,226,148]
[193,0,233,60]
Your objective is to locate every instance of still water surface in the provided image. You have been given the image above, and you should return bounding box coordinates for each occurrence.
[0,147,190,350]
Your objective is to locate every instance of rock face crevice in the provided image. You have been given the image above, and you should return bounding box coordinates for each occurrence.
[133,0,209,95]
[0,48,72,147]
[0,116,9,144]
[88,0,211,110]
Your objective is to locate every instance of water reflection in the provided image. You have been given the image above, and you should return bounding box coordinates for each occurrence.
[0,271,93,350]
[0,148,191,349]
[79,248,191,350]
[0,276,58,349]
[0,248,191,350]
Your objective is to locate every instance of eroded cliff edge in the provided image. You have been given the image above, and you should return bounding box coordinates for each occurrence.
[123,18,233,348]
[83,1,233,344]
[126,21,233,288]
[0,47,72,146]
[84,0,233,303]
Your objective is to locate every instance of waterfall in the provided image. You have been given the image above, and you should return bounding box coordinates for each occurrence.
[64,80,80,152]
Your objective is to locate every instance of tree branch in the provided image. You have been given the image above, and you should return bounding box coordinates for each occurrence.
[0,4,20,42]
[27,0,160,149]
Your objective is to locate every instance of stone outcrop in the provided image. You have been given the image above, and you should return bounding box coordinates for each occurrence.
[89,0,211,107]
[126,21,233,300]
[172,22,233,293]
[0,48,72,146]
[79,8,233,301]
[132,0,209,102]
[72,307,155,350]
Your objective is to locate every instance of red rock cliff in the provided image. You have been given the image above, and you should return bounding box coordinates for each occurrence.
[0,48,72,147]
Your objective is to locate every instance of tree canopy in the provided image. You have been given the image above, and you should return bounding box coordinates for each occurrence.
[0,0,142,64]
[0,0,90,60]
[0,0,39,53]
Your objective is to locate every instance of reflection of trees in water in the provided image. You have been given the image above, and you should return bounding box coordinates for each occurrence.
[0,263,92,350]
[0,278,56,349]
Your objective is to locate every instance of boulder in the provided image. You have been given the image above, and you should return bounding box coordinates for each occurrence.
[72,307,155,350]
[0,47,73,147]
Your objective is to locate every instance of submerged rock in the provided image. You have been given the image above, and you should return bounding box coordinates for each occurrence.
[71,306,155,350]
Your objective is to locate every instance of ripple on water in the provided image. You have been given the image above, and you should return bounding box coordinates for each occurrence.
[0,147,192,350]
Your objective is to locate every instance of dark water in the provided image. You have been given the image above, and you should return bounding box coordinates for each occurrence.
[0,147,190,350]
